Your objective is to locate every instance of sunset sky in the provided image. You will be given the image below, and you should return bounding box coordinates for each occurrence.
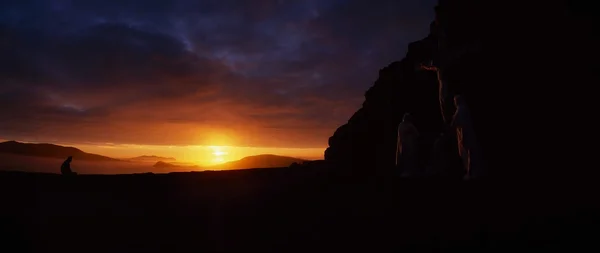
[0,0,436,165]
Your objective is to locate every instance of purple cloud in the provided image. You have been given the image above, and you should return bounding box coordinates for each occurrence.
[0,0,436,148]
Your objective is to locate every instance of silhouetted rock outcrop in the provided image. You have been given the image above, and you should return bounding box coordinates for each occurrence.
[324,32,444,173]
[429,0,600,179]
[325,0,599,179]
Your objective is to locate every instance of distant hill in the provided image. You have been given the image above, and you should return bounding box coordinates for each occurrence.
[128,155,176,163]
[153,161,179,168]
[207,154,307,171]
[153,161,200,171]
[0,141,119,161]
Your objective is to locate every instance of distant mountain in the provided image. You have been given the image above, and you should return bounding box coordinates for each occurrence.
[207,154,307,171]
[0,141,119,161]
[153,161,199,171]
[128,155,176,163]
[153,161,179,168]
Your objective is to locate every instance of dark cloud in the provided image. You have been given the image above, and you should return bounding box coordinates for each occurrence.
[0,0,436,148]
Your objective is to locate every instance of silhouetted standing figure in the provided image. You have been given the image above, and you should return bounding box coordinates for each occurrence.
[396,113,420,177]
[61,156,77,176]
[451,95,484,179]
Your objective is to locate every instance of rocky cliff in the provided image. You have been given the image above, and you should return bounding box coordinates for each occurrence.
[325,0,599,179]
[324,29,444,172]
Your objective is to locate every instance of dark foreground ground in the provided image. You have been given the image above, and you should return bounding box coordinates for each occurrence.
[1,166,599,252]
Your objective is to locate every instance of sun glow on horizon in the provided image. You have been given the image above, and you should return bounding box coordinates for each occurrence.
[61,142,325,167]
[209,146,229,165]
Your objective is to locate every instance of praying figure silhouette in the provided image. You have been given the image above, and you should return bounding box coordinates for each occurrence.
[61,156,77,176]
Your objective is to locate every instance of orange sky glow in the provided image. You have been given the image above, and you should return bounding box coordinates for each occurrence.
[1,125,330,166]
[78,143,324,166]
[0,0,438,168]
[0,138,324,166]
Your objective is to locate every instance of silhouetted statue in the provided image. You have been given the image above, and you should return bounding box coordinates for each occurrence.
[61,156,77,176]
[396,113,420,177]
[451,95,484,179]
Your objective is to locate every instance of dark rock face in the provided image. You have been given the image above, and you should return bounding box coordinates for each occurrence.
[325,0,600,178]
[431,0,600,179]
[324,36,444,173]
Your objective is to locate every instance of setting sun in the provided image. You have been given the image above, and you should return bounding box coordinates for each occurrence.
[213,150,227,156]
[209,146,229,165]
